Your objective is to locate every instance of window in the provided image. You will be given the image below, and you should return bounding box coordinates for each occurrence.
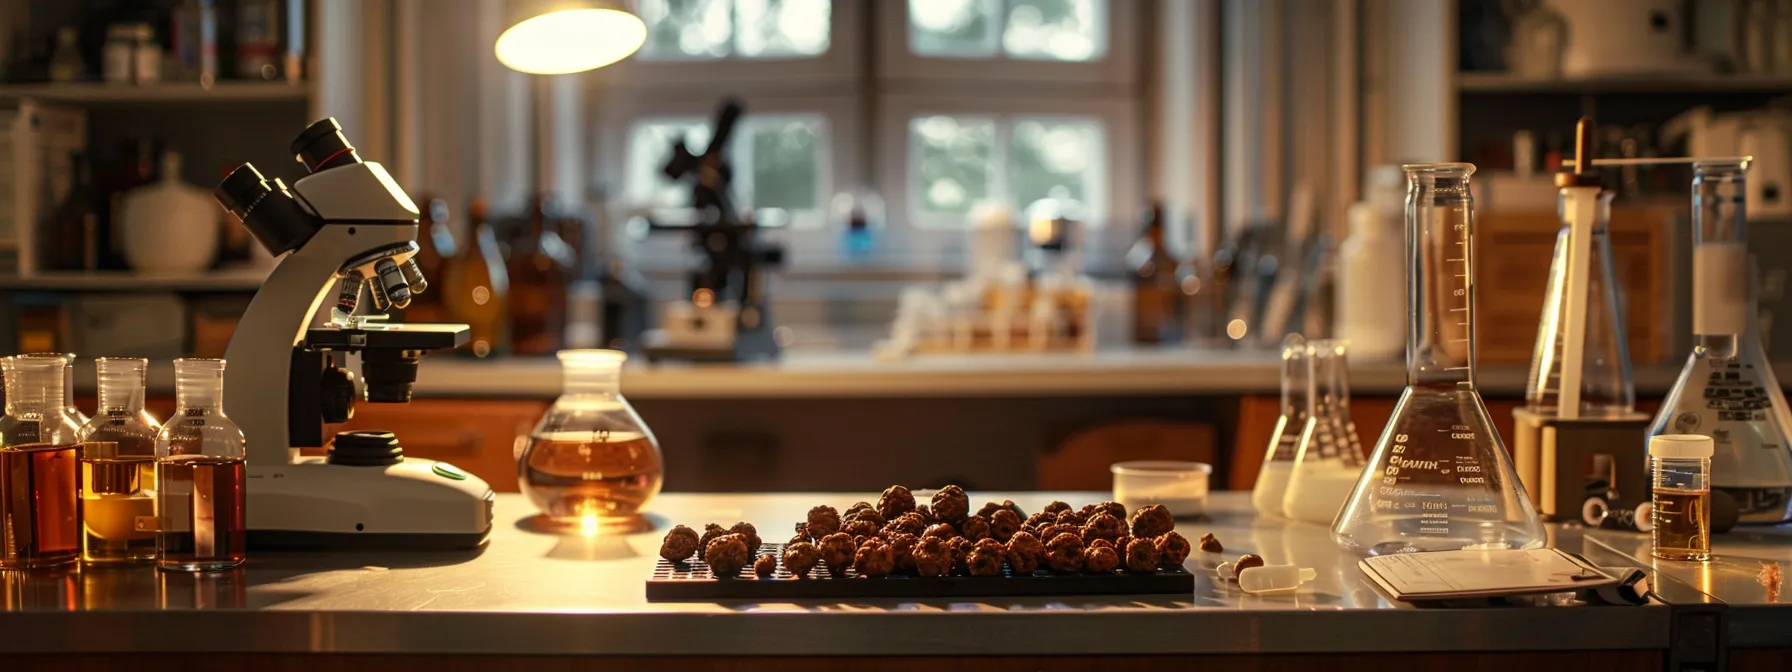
[637,0,831,60]
[624,115,832,227]
[907,0,1107,62]
[907,114,1107,227]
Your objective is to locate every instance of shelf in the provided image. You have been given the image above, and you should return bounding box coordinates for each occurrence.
[0,81,310,105]
[0,269,271,292]
[1458,72,1792,94]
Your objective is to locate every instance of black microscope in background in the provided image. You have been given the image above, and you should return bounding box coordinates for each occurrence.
[642,97,785,362]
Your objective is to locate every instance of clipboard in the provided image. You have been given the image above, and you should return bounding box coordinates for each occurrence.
[1360,548,1624,602]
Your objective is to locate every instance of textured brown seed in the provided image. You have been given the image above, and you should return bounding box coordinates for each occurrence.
[1235,553,1265,573]
[1199,532,1223,553]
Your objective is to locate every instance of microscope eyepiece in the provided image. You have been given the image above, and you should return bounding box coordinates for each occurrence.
[292,117,362,173]
[214,163,320,255]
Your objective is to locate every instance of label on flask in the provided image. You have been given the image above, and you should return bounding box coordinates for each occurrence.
[1694,243,1749,335]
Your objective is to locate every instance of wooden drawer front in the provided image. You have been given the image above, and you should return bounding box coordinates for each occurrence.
[336,399,548,493]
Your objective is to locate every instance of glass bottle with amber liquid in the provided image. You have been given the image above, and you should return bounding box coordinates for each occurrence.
[0,354,84,569]
[444,198,511,357]
[404,196,458,324]
[508,195,576,355]
[155,359,247,572]
[1127,203,1185,344]
[77,357,161,565]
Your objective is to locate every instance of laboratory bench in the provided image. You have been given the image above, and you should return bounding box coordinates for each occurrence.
[4,491,1765,671]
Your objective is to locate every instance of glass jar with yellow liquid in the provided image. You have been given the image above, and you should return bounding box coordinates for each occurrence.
[77,357,161,565]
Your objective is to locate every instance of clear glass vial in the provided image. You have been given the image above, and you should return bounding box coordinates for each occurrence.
[155,359,247,572]
[0,354,84,569]
[1651,434,1713,562]
[77,357,162,565]
[518,350,664,533]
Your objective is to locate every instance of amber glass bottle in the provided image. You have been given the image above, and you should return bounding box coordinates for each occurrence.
[444,198,510,357]
[1127,203,1184,344]
[405,196,457,324]
[508,195,575,355]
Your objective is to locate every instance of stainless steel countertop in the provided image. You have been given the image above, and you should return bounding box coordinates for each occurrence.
[0,492,1681,656]
[1584,524,1792,648]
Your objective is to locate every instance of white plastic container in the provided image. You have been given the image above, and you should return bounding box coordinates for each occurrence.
[118,151,219,275]
[1112,460,1212,517]
[1336,167,1406,361]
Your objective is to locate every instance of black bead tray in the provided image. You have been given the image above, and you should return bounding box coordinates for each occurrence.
[646,543,1195,601]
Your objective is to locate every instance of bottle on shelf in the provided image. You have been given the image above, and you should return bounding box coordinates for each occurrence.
[1126,202,1184,345]
[103,24,134,84]
[508,194,575,356]
[155,358,247,572]
[47,151,98,271]
[132,23,161,85]
[236,0,281,80]
[48,27,85,83]
[0,354,84,569]
[444,198,511,358]
[78,357,162,565]
[172,0,220,85]
[404,196,457,324]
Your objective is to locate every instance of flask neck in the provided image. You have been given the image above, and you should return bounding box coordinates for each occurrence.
[4,357,66,418]
[557,350,626,399]
[96,359,149,413]
[173,359,226,412]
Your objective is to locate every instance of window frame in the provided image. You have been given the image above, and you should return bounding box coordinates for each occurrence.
[876,0,1139,87]
[874,91,1140,266]
[605,0,863,89]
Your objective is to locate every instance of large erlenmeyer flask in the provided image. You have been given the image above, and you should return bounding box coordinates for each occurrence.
[1333,163,1546,555]
[1525,190,1636,417]
[1252,334,1310,517]
[1284,339,1368,524]
[1649,159,1792,524]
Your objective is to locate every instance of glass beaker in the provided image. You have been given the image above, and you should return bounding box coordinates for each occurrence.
[1649,159,1792,524]
[1284,339,1369,525]
[77,357,162,565]
[1333,163,1546,555]
[155,359,248,572]
[1252,333,1311,517]
[518,350,663,532]
[1525,190,1635,418]
[0,354,84,569]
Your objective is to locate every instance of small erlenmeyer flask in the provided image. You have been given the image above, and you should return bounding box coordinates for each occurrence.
[1252,334,1311,517]
[1650,159,1792,524]
[1525,190,1635,417]
[1284,339,1368,525]
[1333,163,1546,555]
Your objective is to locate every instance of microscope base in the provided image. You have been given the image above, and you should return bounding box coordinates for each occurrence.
[245,457,495,551]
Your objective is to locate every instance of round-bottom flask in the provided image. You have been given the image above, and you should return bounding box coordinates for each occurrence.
[518,350,663,533]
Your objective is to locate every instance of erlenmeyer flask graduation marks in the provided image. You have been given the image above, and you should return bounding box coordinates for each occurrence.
[1284,339,1368,525]
[1333,163,1546,555]
[1253,334,1312,517]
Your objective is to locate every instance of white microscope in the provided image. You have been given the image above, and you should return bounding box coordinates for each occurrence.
[214,118,494,549]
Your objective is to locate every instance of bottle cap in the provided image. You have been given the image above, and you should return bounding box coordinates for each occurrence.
[1650,434,1714,459]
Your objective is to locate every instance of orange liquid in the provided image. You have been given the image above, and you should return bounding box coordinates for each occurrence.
[520,431,662,524]
[156,455,246,571]
[0,443,81,569]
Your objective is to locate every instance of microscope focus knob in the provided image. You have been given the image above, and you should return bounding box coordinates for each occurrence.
[320,366,358,424]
